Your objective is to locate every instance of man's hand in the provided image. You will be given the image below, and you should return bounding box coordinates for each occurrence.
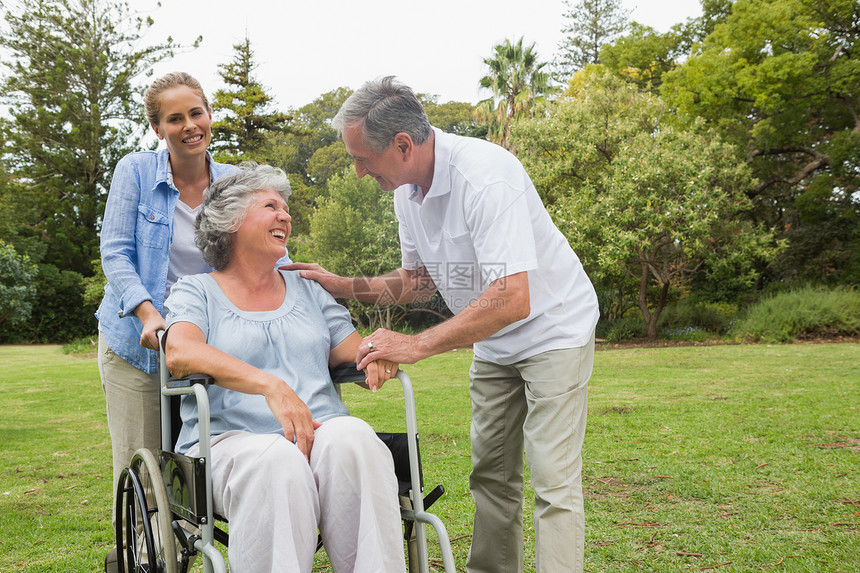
[282,263,423,305]
[280,263,352,298]
[356,329,425,371]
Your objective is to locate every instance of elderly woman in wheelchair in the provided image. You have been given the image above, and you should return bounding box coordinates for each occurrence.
[161,162,406,572]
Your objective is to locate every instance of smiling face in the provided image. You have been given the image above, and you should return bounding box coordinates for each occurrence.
[341,124,406,191]
[232,188,291,263]
[151,85,212,160]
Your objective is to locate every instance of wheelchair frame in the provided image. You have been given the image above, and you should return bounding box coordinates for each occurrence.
[114,330,456,573]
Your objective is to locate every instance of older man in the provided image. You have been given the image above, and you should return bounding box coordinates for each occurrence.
[284,76,599,573]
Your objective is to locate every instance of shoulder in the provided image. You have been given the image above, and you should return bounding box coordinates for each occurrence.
[449,136,532,199]
[444,131,513,164]
[110,151,165,196]
[120,149,161,162]
[280,270,345,315]
[210,157,240,179]
[164,274,213,322]
[171,273,212,298]
[441,132,526,190]
[115,150,159,173]
[280,269,328,299]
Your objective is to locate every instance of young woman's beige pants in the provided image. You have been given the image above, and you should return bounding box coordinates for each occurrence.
[98,332,162,524]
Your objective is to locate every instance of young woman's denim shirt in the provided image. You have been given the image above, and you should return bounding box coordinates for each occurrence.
[96,149,291,374]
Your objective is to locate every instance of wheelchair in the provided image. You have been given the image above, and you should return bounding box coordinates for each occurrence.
[114,330,456,573]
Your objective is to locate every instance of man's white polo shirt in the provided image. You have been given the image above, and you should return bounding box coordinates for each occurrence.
[393,128,599,365]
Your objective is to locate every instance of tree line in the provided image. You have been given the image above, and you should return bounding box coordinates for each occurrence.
[0,0,857,343]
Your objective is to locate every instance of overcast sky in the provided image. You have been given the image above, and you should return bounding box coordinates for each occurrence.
[133,0,703,110]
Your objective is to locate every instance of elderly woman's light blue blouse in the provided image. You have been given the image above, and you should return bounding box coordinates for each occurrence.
[165,270,353,454]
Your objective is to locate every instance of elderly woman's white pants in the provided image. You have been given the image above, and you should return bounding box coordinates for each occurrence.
[189,416,406,573]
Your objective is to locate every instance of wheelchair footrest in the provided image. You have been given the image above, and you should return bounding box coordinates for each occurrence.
[424,484,445,510]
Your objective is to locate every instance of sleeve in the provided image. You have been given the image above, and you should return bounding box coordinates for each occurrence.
[466,179,538,284]
[307,279,355,348]
[164,276,211,340]
[100,155,152,317]
[394,190,423,270]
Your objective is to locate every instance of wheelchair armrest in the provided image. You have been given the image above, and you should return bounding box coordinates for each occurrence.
[329,363,366,384]
[166,373,214,390]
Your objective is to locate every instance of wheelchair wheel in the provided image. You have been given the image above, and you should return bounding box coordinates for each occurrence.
[116,448,179,573]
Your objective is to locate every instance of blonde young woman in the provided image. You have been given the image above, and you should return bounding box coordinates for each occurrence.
[96,72,288,571]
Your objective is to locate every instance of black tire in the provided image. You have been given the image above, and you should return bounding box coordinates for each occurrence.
[115,449,179,573]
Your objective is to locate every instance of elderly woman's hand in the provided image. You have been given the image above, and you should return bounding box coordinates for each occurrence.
[263,375,321,460]
[362,359,399,392]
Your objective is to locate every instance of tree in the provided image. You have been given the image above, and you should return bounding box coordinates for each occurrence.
[0,240,37,330]
[514,70,777,338]
[0,0,192,275]
[309,171,404,330]
[475,36,556,150]
[599,22,685,89]
[257,87,354,239]
[553,0,630,81]
[210,36,291,164]
[263,87,352,185]
[599,0,733,90]
[420,95,486,138]
[661,0,860,284]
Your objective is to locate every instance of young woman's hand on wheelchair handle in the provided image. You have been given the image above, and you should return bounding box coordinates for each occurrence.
[134,301,166,351]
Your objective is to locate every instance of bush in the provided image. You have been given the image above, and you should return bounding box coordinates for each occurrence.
[82,258,107,308]
[0,240,37,331]
[731,285,860,343]
[62,335,98,357]
[309,171,412,331]
[596,316,646,342]
[660,326,714,342]
[0,263,98,343]
[658,298,738,336]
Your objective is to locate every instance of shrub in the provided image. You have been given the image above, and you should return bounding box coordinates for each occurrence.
[62,335,98,357]
[0,239,38,331]
[660,326,714,342]
[658,298,738,336]
[731,285,860,343]
[82,258,107,308]
[1,264,99,343]
[597,316,646,342]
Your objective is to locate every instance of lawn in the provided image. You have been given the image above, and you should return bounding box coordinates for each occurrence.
[0,342,857,572]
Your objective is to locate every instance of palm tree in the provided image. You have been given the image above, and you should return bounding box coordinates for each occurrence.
[475,37,556,150]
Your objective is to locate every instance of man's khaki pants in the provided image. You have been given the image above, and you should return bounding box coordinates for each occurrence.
[466,335,594,573]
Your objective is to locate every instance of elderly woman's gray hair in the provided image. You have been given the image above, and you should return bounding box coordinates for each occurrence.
[195,162,292,270]
[332,76,432,154]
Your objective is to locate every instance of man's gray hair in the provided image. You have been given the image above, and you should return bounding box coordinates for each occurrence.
[195,162,292,271]
[332,76,432,154]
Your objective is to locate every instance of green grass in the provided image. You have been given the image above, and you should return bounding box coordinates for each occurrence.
[1,343,858,572]
[0,345,114,572]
